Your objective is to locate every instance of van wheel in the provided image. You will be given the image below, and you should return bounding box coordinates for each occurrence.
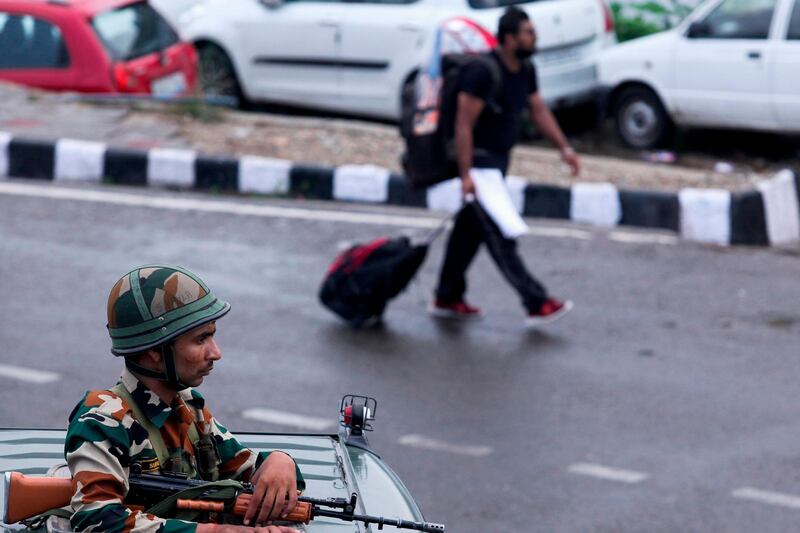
[198,43,243,106]
[614,86,672,149]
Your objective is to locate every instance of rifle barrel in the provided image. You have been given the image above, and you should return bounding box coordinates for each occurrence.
[311,508,445,532]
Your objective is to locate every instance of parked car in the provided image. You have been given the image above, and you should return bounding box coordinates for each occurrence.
[175,0,616,120]
[598,0,800,148]
[0,0,198,97]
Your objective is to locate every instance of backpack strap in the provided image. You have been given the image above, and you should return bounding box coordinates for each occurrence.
[478,52,503,113]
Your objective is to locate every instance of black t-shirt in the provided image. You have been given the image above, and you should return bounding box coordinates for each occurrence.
[459,51,538,173]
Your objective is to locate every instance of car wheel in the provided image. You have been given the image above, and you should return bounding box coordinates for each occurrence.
[198,43,243,105]
[614,87,672,149]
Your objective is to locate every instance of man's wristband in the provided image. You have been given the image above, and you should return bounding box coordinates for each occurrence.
[560,146,575,157]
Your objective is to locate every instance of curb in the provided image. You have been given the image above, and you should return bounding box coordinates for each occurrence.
[1,131,798,248]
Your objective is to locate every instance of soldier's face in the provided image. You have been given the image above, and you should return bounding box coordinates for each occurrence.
[172,321,222,387]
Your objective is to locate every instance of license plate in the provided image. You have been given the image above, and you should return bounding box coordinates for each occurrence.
[152,72,187,97]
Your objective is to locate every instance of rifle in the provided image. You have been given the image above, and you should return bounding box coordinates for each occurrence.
[3,471,445,532]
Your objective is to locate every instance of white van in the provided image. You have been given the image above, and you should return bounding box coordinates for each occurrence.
[170,0,616,119]
[598,0,800,148]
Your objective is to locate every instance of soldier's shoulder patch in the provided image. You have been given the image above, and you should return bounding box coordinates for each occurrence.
[83,389,132,422]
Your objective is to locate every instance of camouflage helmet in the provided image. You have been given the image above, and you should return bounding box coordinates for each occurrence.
[107,265,230,356]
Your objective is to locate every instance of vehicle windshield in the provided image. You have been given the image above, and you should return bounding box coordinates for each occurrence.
[469,0,540,9]
[92,1,179,61]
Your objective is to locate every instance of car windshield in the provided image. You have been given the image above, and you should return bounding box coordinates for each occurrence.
[92,1,179,61]
[469,0,540,9]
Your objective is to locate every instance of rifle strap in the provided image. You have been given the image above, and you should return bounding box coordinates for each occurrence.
[110,383,200,476]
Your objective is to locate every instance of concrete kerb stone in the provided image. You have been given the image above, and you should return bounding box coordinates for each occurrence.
[1,131,797,248]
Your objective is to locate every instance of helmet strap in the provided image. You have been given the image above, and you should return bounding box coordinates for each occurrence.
[124,343,189,391]
[161,344,190,391]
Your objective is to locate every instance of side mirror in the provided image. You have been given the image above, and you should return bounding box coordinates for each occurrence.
[259,0,283,9]
[687,21,711,38]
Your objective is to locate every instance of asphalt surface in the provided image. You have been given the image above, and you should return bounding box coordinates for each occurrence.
[1,179,800,532]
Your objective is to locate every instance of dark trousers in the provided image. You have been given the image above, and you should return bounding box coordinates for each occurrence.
[436,202,548,313]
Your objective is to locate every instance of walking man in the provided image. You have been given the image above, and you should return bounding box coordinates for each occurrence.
[430,6,580,326]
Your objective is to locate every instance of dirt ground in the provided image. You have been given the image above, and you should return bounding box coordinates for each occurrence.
[123,102,780,192]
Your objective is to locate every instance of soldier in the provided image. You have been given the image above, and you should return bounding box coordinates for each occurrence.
[65,265,303,533]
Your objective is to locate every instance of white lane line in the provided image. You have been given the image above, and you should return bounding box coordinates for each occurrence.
[0,181,439,229]
[0,363,60,384]
[398,434,493,457]
[567,463,649,484]
[0,181,676,246]
[242,408,335,432]
[529,225,593,240]
[608,231,679,246]
[732,487,800,510]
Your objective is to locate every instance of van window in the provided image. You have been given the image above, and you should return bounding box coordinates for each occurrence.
[0,13,70,69]
[93,1,179,61]
[788,0,800,39]
[697,0,777,39]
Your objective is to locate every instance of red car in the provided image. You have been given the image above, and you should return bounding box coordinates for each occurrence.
[0,0,198,96]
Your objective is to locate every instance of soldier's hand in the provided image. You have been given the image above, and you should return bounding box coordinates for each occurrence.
[245,451,298,526]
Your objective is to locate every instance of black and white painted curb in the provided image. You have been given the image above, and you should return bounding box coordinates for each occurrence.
[1,131,798,247]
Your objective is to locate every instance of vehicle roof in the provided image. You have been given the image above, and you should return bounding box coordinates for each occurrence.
[0,0,140,17]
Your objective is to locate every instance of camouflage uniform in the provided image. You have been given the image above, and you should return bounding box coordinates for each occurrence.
[65,368,306,532]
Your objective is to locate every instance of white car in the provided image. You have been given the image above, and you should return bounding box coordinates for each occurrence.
[170,0,616,119]
[598,0,800,148]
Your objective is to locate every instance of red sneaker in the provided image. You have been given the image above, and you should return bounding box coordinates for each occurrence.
[526,298,573,327]
[429,299,484,320]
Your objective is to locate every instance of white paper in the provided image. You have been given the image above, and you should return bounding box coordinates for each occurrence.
[239,156,291,195]
[55,139,105,182]
[757,169,800,245]
[679,188,731,245]
[506,175,527,214]
[0,131,10,178]
[472,168,528,239]
[426,177,463,213]
[147,148,196,188]
[570,182,621,227]
[333,164,391,203]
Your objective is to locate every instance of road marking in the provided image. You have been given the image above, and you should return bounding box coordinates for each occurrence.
[567,463,649,484]
[529,225,593,240]
[0,363,60,384]
[608,231,679,246]
[0,181,676,245]
[398,434,493,457]
[242,408,335,431]
[732,487,800,510]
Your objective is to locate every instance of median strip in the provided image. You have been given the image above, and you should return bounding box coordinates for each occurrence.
[567,462,649,484]
[732,487,800,510]
[397,434,493,457]
[0,363,60,384]
[242,408,335,432]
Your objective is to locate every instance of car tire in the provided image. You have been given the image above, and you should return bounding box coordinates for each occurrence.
[614,86,673,149]
[197,43,244,107]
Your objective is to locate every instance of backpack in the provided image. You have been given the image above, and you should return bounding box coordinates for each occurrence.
[318,236,429,328]
[400,52,502,189]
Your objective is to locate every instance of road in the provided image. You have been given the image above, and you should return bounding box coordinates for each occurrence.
[1,179,799,532]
